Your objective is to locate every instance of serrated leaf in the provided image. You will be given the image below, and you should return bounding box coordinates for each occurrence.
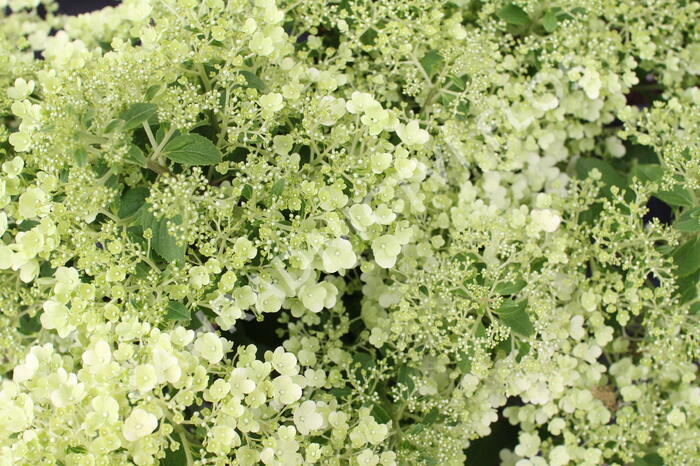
[677,269,699,304]
[542,9,558,32]
[238,71,265,92]
[162,134,222,166]
[419,50,444,78]
[654,186,694,207]
[120,103,157,131]
[152,215,186,262]
[165,301,191,321]
[672,238,700,277]
[119,187,150,219]
[497,3,530,26]
[494,299,534,336]
[494,279,527,295]
[134,203,156,229]
[674,207,700,232]
[126,144,146,167]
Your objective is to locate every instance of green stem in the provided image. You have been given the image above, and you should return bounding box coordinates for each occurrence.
[176,425,195,466]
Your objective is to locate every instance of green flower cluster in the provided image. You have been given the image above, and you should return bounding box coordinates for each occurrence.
[0,0,698,464]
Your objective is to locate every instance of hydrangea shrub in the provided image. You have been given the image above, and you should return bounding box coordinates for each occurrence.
[0,0,699,464]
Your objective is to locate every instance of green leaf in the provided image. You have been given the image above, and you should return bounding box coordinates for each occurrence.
[654,186,694,207]
[497,3,530,26]
[162,134,222,166]
[494,336,512,356]
[238,71,266,92]
[516,341,531,362]
[418,455,439,465]
[145,84,162,101]
[674,207,700,232]
[119,187,150,219]
[423,407,441,425]
[161,438,187,466]
[419,50,444,78]
[119,103,157,131]
[352,352,375,383]
[494,299,535,336]
[66,445,87,454]
[672,238,700,277]
[19,313,42,335]
[134,203,156,229]
[270,179,286,196]
[576,157,627,198]
[241,184,253,201]
[359,27,378,45]
[73,148,88,167]
[633,453,664,466]
[630,164,693,206]
[396,365,419,399]
[457,346,474,373]
[152,215,186,263]
[18,219,39,232]
[627,144,660,164]
[631,163,664,183]
[330,387,353,400]
[353,352,374,370]
[165,300,191,321]
[126,144,146,167]
[134,205,185,262]
[448,75,466,91]
[677,269,699,304]
[494,279,527,295]
[370,403,392,424]
[104,119,123,133]
[542,9,558,32]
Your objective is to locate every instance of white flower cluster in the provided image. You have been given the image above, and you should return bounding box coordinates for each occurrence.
[0,0,698,464]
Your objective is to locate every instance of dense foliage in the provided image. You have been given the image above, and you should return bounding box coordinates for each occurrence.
[0,0,699,464]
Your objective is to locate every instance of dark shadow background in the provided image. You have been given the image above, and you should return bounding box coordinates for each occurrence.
[57,0,118,15]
